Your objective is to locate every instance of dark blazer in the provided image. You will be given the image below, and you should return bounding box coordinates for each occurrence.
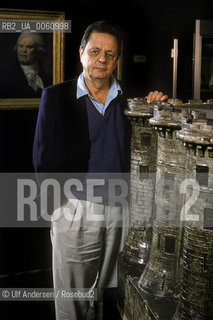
[0,57,52,98]
[33,77,129,177]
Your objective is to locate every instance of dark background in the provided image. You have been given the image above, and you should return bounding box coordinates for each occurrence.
[0,0,213,313]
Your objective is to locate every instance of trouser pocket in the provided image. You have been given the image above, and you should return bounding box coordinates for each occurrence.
[51,198,79,234]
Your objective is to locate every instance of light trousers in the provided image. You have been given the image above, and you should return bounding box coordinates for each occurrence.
[51,199,129,320]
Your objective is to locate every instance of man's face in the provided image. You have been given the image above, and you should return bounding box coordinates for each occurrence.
[79,32,119,82]
[17,36,37,65]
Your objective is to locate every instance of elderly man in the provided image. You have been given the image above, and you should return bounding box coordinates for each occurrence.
[0,32,51,98]
[33,21,167,320]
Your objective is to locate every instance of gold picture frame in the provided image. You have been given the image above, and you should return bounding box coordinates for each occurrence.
[0,8,65,109]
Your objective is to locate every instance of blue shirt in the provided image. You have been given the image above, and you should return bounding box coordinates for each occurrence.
[76,72,122,115]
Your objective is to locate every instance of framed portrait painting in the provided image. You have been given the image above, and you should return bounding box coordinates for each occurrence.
[0,8,66,109]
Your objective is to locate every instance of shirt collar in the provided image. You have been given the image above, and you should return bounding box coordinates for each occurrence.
[20,63,39,76]
[76,72,122,100]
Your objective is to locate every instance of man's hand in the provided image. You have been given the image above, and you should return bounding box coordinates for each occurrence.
[146,91,168,103]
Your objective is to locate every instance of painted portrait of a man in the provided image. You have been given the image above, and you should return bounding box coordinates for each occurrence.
[0,32,52,98]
